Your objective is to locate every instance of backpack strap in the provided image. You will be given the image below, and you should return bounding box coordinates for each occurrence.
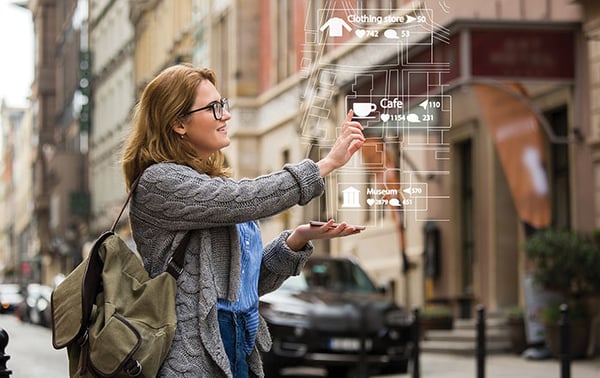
[79,230,114,346]
[110,176,141,232]
[166,232,192,279]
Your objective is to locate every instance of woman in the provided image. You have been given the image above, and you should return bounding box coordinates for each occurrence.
[121,63,365,377]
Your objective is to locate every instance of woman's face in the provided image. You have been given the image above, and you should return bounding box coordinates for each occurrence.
[175,80,231,159]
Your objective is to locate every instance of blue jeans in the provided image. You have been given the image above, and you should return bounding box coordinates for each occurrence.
[218,310,249,378]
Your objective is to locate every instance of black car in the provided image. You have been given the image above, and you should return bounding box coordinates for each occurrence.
[18,283,53,327]
[259,256,413,377]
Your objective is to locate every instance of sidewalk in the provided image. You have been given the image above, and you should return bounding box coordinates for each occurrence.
[374,352,600,378]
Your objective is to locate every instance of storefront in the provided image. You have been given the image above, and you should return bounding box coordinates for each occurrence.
[433,22,591,314]
[341,20,592,315]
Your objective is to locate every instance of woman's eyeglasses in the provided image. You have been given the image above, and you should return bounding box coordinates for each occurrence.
[184,98,229,120]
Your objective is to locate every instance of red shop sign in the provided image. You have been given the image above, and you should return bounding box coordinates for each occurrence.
[470,28,575,80]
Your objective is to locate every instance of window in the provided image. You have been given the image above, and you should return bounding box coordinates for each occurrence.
[545,106,570,229]
[212,11,231,92]
[273,0,296,82]
[458,139,474,295]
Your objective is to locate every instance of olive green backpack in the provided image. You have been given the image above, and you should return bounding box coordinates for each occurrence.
[51,178,190,377]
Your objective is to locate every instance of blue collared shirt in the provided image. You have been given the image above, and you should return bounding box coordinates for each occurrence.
[217,221,262,354]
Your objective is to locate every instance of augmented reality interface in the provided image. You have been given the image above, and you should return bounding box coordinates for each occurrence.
[300,2,452,227]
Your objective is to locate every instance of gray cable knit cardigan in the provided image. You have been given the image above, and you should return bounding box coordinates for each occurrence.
[129,159,325,377]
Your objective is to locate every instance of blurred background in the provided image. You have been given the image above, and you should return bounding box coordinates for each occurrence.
[0,0,599,373]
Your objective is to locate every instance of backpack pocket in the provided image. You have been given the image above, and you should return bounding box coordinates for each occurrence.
[89,312,142,377]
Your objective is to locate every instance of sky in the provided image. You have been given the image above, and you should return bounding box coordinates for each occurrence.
[0,0,34,107]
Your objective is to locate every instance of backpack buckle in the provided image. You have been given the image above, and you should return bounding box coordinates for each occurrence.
[77,329,89,346]
[166,256,184,278]
[124,359,142,376]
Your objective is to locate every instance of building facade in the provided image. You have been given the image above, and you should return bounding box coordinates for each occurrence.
[221,0,596,349]
[578,0,600,226]
[88,0,135,234]
[189,0,595,320]
[28,0,90,284]
[130,0,194,95]
[426,0,589,314]
[0,102,31,283]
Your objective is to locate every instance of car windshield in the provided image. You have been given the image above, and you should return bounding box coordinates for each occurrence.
[280,259,377,293]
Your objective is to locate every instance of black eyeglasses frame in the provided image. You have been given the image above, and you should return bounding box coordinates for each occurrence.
[184,98,229,120]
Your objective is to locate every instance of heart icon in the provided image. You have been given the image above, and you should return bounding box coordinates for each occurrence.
[355,29,366,38]
[366,198,375,206]
[380,114,390,122]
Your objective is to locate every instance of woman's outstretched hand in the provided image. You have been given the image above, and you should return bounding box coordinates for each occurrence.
[317,110,365,177]
[285,219,363,251]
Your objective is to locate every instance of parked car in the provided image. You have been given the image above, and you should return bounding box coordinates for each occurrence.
[259,256,413,377]
[18,283,53,327]
[0,283,23,314]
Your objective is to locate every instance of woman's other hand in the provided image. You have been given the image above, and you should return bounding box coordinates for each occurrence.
[285,219,363,251]
[317,110,365,177]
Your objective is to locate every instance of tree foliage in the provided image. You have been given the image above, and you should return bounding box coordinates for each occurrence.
[524,228,600,299]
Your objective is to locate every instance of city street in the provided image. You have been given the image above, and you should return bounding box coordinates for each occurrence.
[281,353,600,378]
[373,353,600,378]
[1,313,599,377]
[1,314,68,377]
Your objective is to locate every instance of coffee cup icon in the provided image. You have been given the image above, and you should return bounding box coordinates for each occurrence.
[352,102,377,117]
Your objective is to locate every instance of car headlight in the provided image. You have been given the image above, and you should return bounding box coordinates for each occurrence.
[262,304,309,325]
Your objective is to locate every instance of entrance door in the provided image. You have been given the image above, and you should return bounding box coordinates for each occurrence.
[545,106,570,229]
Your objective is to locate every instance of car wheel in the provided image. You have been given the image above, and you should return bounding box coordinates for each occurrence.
[262,352,283,378]
[326,366,349,377]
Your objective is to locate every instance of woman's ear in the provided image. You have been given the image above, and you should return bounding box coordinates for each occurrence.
[172,121,186,137]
